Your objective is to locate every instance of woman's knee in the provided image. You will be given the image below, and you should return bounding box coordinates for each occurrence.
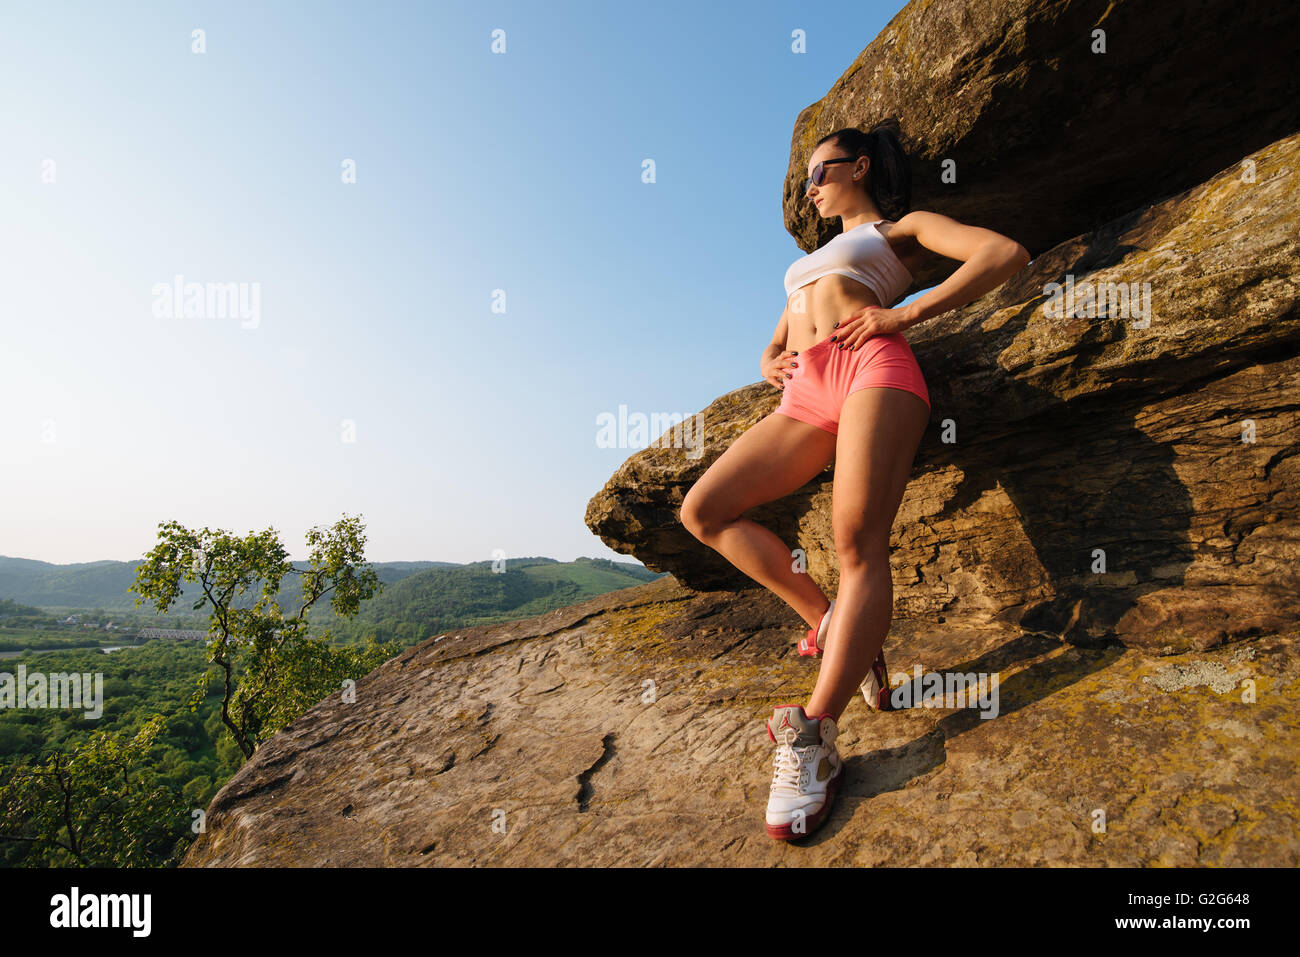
[680,486,731,541]
[834,530,892,571]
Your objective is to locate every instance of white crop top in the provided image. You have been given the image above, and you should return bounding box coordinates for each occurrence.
[783,219,913,306]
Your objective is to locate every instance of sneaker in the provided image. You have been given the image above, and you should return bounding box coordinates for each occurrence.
[764,705,843,840]
[860,646,895,712]
[797,599,835,656]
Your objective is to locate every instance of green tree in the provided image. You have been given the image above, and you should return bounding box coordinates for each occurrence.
[0,715,187,866]
[129,514,398,758]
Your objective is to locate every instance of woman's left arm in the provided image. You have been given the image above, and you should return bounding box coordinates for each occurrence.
[834,211,1031,346]
[898,211,1031,326]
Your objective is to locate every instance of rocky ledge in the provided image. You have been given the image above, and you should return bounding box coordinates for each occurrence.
[182,576,1300,865]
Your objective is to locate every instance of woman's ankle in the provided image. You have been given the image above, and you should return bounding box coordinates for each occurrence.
[801,596,831,629]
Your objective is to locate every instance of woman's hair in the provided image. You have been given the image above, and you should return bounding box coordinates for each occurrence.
[814,122,911,221]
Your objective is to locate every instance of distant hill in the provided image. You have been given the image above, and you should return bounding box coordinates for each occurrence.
[0,555,459,611]
[0,555,666,643]
[306,556,665,645]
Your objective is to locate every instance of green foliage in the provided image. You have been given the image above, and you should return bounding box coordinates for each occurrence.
[0,642,231,866]
[0,715,187,866]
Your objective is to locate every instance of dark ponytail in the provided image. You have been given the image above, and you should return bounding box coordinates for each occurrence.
[814,122,912,221]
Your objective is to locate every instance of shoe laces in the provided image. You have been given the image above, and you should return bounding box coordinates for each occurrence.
[771,730,811,791]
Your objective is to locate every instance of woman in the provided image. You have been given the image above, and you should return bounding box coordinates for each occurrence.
[680,124,1030,841]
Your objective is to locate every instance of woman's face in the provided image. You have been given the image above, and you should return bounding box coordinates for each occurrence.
[805,142,865,219]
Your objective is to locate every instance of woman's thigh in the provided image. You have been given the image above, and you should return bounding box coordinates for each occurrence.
[681,411,837,534]
[831,387,930,559]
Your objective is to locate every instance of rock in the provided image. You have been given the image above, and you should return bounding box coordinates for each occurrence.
[587,130,1300,653]
[782,0,1300,292]
[182,576,1300,866]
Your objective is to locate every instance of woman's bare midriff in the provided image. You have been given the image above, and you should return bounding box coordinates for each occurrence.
[783,274,887,354]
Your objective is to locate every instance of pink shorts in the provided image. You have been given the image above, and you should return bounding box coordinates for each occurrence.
[774,331,930,435]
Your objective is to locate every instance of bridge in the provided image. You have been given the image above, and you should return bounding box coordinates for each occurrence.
[136,628,209,641]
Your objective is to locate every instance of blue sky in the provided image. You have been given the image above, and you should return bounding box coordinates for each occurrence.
[0,0,918,566]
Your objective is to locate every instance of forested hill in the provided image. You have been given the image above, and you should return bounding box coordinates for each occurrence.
[0,555,457,610]
[306,557,665,645]
[0,555,664,642]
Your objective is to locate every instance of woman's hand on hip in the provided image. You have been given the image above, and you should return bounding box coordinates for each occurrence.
[761,350,798,390]
[831,305,911,350]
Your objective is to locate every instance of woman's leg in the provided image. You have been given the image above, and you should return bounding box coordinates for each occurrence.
[681,412,837,628]
[805,387,930,720]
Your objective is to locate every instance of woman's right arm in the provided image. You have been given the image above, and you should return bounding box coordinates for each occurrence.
[760,306,798,389]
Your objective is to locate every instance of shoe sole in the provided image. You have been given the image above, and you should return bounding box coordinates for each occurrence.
[765,769,843,841]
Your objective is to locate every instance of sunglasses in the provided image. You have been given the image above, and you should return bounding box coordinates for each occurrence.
[804,156,856,196]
